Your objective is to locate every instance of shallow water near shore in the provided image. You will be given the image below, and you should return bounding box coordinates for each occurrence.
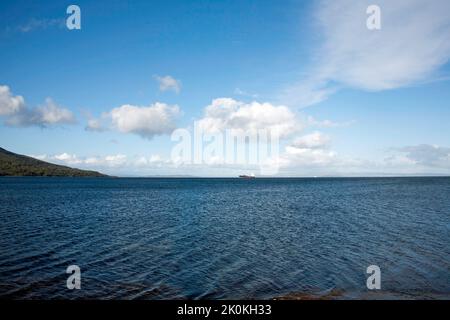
[0,177,449,299]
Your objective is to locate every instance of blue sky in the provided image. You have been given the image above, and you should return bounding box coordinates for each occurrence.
[1,0,450,176]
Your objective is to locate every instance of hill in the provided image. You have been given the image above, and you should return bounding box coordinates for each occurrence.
[0,147,107,177]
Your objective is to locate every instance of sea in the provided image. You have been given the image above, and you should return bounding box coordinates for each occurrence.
[0,177,448,299]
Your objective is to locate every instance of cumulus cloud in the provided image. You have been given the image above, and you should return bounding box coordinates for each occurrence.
[54,152,80,163]
[0,86,76,127]
[35,98,75,125]
[85,102,180,139]
[168,99,345,175]
[274,131,337,170]
[0,85,25,115]
[283,0,450,107]
[6,98,76,127]
[197,98,300,137]
[109,103,180,139]
[154,75,181,94]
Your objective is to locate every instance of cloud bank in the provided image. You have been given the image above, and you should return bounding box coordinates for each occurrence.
[387,144,450,169]
[34,142,450,177]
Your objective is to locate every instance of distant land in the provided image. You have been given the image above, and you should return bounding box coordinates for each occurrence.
[0,147,107,177]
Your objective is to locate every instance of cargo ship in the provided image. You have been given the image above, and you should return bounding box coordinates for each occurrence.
[238,175,256,179]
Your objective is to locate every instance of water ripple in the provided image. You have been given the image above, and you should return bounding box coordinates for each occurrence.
[0,177,449,299]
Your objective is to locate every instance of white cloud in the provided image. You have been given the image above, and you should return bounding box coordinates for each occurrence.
[197,98,300,137]
[291,131,331,149]
[283,0,450,107]
[283,146,337,166]
[6,98,76,127]
[31,153,174,174]
[234,88,259,98]
[85,102,181,139]
[29,154,48,161]
[0,85,25,116]
[86,154,128,167]
[16,18,65,33]
[305,115,355,128]
[54,153,80,164]
[85,118,106,132]
[35,98,76,125]
[29,143,450,177]
[36,153,129,168]
[274,143,450,176]
[0,86,76,127]
[134,154,167,167]
[154,75,181,94]
[83,110,109,132]
[388,144,450,168]
[275,131,337,170]
[108,103,180,139]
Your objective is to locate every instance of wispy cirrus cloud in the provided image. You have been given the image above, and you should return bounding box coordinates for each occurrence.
[2,18,66,35]
[282,0,450,107]
[305,115,356,129]
[17,18,65,33]
[234,88,259,99]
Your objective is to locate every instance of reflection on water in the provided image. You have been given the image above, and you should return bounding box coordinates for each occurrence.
[0,177,449,299]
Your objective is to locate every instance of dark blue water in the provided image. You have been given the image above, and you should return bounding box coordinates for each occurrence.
[0,177,449,299]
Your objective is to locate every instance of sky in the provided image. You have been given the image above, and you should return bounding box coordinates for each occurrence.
[1,0,450,176]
